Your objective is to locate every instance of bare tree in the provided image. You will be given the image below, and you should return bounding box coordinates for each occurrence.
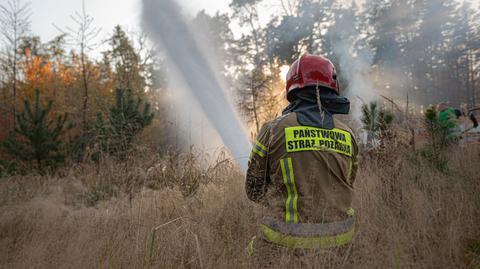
[279,0,298,16]
[237,68,270,134]
[0,0,31,129]
[230,1,271,133]
[55,0,100,133]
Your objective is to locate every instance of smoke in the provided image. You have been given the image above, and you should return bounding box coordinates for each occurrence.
[335,42,377,122]
[328,7,377,123]
[323,9,379,146]
[141,0,251,172]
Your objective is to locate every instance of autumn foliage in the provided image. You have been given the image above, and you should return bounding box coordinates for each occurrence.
[0,26,169,172]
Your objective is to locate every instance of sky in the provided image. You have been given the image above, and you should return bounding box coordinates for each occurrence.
[14,0,480,50]
[28,0,229,43]
[30,0,140,42]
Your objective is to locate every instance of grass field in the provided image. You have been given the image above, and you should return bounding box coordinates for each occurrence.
[1,144,479,268]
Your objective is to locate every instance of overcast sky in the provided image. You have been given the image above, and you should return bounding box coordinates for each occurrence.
[20,0,480,46]
[29,0,230,43]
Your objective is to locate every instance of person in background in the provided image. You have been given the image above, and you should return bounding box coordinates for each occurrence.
[437,102,478,140]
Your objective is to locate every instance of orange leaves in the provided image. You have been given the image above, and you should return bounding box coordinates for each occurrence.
[24,55,53,88]
[21,48,74,97]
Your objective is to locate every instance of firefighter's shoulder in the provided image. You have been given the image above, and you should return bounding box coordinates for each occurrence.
[260,112,295,134]
[333,117,356,138]
[333,117,359,156]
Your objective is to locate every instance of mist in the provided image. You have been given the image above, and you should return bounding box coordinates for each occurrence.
[328,6,377,122]
[141,0,251,172]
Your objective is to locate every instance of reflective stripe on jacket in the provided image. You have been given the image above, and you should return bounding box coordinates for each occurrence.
[245,112,359,249]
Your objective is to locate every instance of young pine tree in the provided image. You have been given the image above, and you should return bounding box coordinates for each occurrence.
[2,89,72,172]
[424,107,451,168]
[361,101,394,147]
[96,88,153,156]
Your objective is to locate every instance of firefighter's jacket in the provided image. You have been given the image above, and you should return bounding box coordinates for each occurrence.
[246,112,359,249]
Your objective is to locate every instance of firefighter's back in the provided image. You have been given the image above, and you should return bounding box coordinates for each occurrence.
[265,112,358,224]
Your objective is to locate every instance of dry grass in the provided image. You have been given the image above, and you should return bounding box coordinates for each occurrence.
[1,144,480,269]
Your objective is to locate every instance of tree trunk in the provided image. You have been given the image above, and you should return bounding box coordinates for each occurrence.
[12,24,18,129]
[81,48,89,133]
[251,77,260,134]
[12,55,17,129]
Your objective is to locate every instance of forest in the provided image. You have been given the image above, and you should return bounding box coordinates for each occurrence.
[1,0,479,156]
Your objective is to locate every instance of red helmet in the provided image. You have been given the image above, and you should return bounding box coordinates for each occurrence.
[285,54,339,102]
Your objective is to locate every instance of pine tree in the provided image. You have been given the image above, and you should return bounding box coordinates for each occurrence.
[2,89,71,172]
[96,88,154,156]
[361,101,394,147]
[423,107,449,169]
[107,26,146,98]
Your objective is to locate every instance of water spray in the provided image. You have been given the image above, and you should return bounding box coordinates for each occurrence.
[141,0,251,173]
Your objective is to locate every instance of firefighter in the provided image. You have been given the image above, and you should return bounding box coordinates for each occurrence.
[246,54,359,251]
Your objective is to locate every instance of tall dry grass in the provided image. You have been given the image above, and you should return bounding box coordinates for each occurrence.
[1,144,479,268]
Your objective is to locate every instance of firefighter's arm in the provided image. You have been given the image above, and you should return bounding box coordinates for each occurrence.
[349,137,360,186]
[245,123,270,203]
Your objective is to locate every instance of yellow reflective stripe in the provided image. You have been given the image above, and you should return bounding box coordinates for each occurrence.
[247,236,256,256]
[280,158,299,223]
[288,159,299,223]
[255,140,267,151]
[346,207,355,216]
[284,126,353,157]
[251,140,267,158]
[261,224,354,249]
[252,146,265,158]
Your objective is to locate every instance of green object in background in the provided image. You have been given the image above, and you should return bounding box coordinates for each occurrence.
[438,107,461,139]
[438,108,457,129]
